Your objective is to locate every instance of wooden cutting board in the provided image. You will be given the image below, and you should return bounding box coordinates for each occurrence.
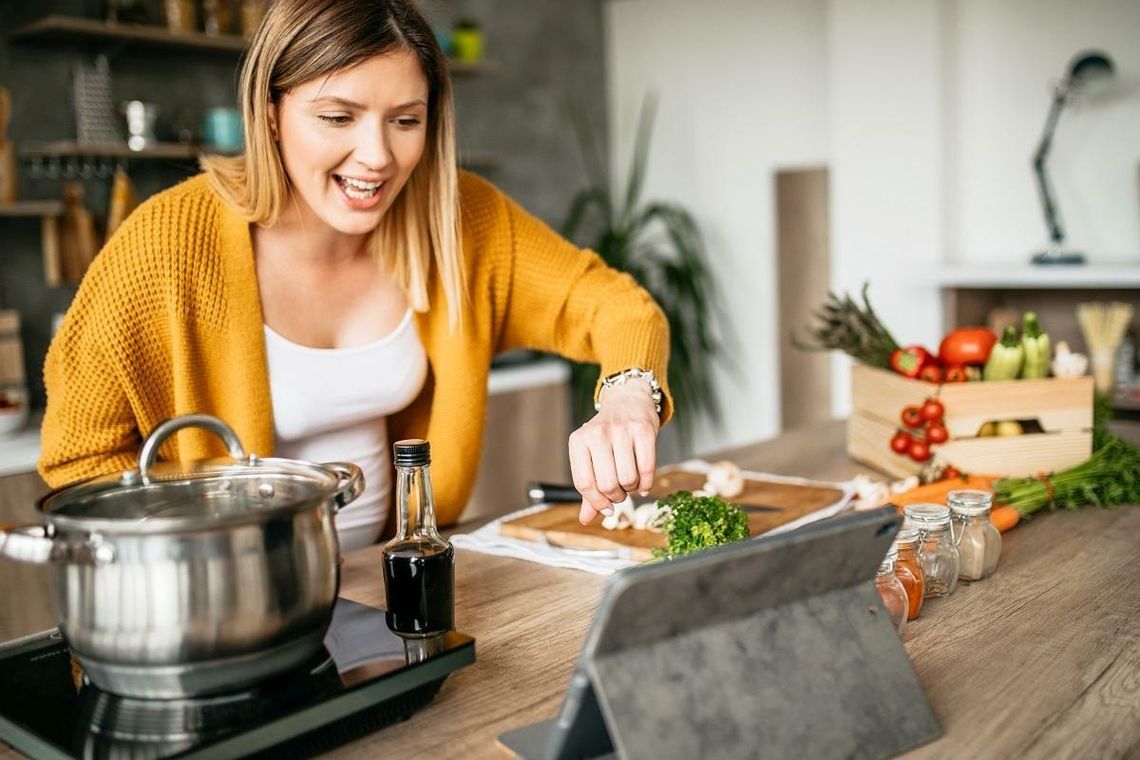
[500,469,848,561]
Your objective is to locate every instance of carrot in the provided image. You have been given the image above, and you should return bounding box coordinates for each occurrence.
[889,475,998,510]
[989,505,1021,533]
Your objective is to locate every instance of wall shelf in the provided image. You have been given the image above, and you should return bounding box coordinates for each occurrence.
[22,141,209,160]
[23,141,502,171]
[939,264,1140,290]
[8,15,246,55]
[9,15,502,76]
[0,201,64,217]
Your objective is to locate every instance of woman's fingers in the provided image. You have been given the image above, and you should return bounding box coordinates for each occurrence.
[632,422,657,494]
[569,428,612,521]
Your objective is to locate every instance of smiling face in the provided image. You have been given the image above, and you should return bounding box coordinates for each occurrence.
[269,49,429,238]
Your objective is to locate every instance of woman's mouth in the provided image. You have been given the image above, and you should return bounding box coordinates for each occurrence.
[333,174,385,210]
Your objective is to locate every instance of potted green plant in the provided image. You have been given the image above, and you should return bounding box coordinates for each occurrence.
[561,96,726,442]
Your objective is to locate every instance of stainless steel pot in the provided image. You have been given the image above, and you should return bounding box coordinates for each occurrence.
[0,414,364,699]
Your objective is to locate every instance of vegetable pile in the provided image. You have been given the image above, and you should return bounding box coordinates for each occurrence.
[653,491,749,559]
[796,284,1083,386]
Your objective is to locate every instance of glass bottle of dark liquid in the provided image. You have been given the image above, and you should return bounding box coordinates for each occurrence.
[381,439,455,638]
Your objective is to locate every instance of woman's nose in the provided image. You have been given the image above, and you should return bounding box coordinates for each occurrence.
[353,125,392,172]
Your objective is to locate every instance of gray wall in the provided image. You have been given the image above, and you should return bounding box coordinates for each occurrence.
[0,0,607,407]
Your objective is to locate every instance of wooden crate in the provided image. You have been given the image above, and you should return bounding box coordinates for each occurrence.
[847,363,1093,479]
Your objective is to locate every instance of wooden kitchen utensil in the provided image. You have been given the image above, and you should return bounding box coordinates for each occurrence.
[0,310,26,386]
[0,87,18,204]
[60,181,98,284]
[105,165,137,242]
[41,215,63,286]
[501,469,848,561]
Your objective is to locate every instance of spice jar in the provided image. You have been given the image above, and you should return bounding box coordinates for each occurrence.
[202,0,233,36]
[164,0,197,33]
[903,503,959,599]
[241,0,268,41]
[892,527,925,620]
[874,546,908,635]
[948,489,1001,581]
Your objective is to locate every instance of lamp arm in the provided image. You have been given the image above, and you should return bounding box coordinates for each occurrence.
[1032,91,1067,245]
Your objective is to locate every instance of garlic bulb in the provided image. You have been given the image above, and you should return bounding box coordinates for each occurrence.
[1051,341,1088,379]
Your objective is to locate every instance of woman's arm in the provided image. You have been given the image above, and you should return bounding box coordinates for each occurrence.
[489,185,672,523]
[38,280,140,488]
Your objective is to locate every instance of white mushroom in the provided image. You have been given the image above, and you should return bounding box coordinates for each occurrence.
[703,460,745,498]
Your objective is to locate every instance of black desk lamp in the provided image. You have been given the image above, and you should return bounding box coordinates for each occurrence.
[1031,50,1115,266]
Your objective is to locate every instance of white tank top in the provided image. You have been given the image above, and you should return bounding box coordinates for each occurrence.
[264,310,427,547]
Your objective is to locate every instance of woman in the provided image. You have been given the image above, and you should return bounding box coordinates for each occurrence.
[39,0,670,550]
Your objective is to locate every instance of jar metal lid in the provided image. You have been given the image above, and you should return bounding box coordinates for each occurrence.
[947,489,993,515]
[902,503,951,527]
[893,527,921,547]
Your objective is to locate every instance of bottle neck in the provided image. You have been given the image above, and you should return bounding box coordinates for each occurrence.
[395,463,441,541]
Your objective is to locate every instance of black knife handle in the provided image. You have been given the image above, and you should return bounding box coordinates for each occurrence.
[526,482,582,505]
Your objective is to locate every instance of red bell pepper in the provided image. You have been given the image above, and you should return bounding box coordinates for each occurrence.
[889,345,934,378]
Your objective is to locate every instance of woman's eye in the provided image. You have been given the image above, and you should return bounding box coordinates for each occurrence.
[317,114,352,125]
[395,117,422,128]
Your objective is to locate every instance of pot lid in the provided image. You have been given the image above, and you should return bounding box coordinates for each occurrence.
[39,415,341,531]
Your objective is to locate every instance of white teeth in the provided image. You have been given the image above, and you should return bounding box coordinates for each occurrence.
[341,176,382,190]
[336,175,383,201]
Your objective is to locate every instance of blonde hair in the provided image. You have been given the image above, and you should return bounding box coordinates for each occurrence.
[202,0,464,328]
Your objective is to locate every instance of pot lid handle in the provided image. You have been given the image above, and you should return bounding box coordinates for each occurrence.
[138,414,248,484]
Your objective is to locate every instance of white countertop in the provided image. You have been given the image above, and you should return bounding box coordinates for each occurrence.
[0,360,571,477]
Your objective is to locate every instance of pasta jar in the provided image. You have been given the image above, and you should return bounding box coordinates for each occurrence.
[892,527,925,620]
[902,503,959,599]
[874,546,908,636]
[948,489,1002,581]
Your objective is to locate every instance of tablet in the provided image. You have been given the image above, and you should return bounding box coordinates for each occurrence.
[499,506,939,760]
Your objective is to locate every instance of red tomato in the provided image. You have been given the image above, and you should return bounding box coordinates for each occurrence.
[944,365,968,383]
[924,421,949,444]
[908,438,931,462]
[919,364,944,384]
[920,398,945,423]
[890,431,912,454]
[942,465,963,480]
[939,327,998,367]
[901,405,924,428]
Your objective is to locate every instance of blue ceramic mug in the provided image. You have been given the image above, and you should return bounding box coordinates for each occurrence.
[202,108,242,152]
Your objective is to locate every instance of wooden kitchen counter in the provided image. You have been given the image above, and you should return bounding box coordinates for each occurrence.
[2,420,1138,759]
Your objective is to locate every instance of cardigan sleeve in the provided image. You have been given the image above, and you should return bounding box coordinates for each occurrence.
[38,263,141,488]
[491,189,673,424]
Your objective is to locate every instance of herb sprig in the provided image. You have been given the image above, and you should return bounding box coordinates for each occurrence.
[653,491,749,559]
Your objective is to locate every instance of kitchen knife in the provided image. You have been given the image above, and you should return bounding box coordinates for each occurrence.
[525,482,781,512]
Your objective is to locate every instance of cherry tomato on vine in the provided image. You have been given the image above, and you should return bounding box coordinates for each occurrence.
[901,405,924,428]
[920,398,945,423]
[890,431,912,454]
[908,438,931,462]
[924,421,949,444]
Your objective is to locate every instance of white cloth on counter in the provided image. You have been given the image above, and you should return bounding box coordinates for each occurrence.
[451,464,857,575]
[451,505,638,576]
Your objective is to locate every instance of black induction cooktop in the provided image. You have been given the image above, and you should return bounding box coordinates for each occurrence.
[0,598,475,759]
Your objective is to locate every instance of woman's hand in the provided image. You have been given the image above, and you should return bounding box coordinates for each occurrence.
[568,381,660,525]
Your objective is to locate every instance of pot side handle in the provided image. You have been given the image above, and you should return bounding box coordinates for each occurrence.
[0,523,116,565]
[0,523,54,564]
[322,462,365,511]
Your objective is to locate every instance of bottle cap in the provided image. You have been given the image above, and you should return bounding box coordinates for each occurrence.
[393,439,431,467]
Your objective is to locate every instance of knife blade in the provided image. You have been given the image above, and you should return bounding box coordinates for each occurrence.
[525,482,781,513]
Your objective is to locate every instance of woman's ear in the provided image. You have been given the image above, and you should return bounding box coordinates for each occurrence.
[267,101,279,142]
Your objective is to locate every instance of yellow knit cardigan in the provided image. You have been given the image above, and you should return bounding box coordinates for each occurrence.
[39,171,671,526]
